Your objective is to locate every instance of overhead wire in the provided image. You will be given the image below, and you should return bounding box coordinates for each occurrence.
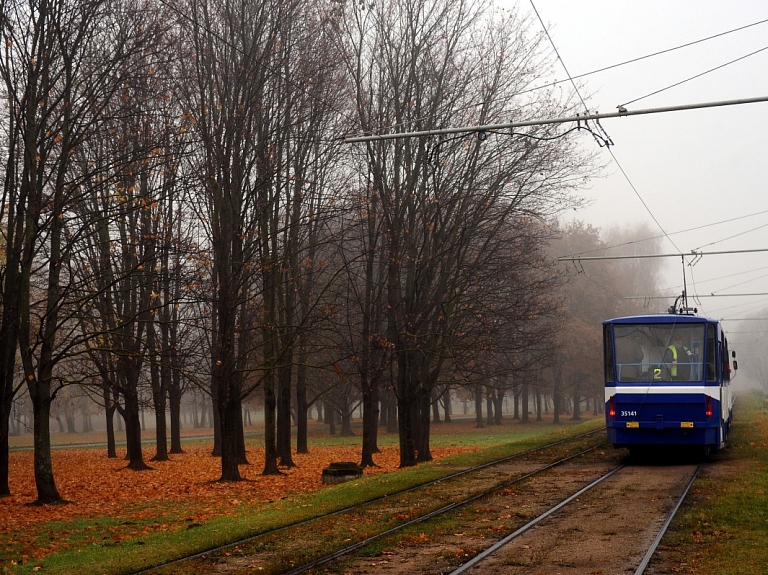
[357,15,768,141]
[528,1,588,113]
[533,15,768,310]
[715,271,768,294]
[689,269,768,317]
[563,208,768,257]
[621,45,768,108]
[693,222,768,251]
[706,296,768,317]
[525,9,768,319]
[606,147,683,254]
[530,1,686,261]
[686,261,705,309]
[663,264,768,291]
[568,18,768,88]
[528,0,615,147]
[686,219,768,310]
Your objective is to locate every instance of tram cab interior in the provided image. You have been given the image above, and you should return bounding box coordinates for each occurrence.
[613,323,707,383]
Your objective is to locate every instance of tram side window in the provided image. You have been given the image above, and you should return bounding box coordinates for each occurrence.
[604,326,614,382]
[722,335,731,382]
[706,324,716,382]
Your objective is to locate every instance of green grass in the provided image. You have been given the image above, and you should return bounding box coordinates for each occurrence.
[660,390,768,574]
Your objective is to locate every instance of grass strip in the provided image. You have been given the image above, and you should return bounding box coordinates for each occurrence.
[658,389,768,574]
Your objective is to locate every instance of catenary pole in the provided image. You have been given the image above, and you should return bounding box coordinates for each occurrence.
[343,95,768,143]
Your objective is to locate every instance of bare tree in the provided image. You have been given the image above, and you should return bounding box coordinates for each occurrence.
[550,221,665,421]
[178,0,281,480]
[0,0,166,501]
[269,2,349,468]
[330,183,391,466]
[340,0,589,466]
[178,0,349,480]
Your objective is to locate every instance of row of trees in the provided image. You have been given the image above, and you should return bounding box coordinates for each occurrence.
[0,0,662,504]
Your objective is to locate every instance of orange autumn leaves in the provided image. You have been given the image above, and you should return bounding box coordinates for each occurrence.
[2,440,477,538]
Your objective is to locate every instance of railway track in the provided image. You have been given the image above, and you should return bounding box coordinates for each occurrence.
[316,456,702,575]
[137,428,609,574]
[446,463,702,575]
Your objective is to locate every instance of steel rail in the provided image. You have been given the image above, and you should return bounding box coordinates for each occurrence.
[446,463,702,575]
[634,464,702,575]
[448,464,625,574]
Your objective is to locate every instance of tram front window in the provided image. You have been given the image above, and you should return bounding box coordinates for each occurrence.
[613,324,705,382]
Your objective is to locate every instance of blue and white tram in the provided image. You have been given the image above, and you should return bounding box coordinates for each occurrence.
[603,312,736,456]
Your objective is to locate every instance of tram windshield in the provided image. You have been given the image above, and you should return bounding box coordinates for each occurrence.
[613,323,706,382]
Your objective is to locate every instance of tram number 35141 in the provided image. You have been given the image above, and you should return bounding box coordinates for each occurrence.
[620,411,637,417]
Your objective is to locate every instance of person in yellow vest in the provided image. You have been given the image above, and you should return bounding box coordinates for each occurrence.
[664,333,692,380]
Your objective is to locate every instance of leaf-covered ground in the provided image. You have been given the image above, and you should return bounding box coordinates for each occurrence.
[1,428,481,564]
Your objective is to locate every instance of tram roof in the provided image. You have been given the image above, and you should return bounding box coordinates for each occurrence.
[603,313,719,326]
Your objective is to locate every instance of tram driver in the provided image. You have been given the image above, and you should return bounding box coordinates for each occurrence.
[663,332,692,380]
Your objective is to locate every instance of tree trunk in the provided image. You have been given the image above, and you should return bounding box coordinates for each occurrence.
[493,389,505,425]
[431,387,441,423]
[360,371,380,467]
[572,383,582,421]
[340,406,354,437]
[396,356,417,467]
[276,361,294,467]
[151,404,168,462]
[122,386,150,471]
[210,378,221,456]
[512,382,520,420]
[0,259,21,496]
[522,381,530,423]
[30,384,61,504]
[536,388,543,422]
[295,357,308,454]
[379,387,397,433]
[105,403,117,459]
[553,365,562,424]
[235,399,248,465]
[0,397,12,496]
[64,412,76,434]
[262,372,280,475]
[168,371,184,454]
[442,387,452,423]
[148,323,168,462]
[326,402,336,436]
[219,397,242,481]
[415,389,432,463]
[474,384,484,429]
